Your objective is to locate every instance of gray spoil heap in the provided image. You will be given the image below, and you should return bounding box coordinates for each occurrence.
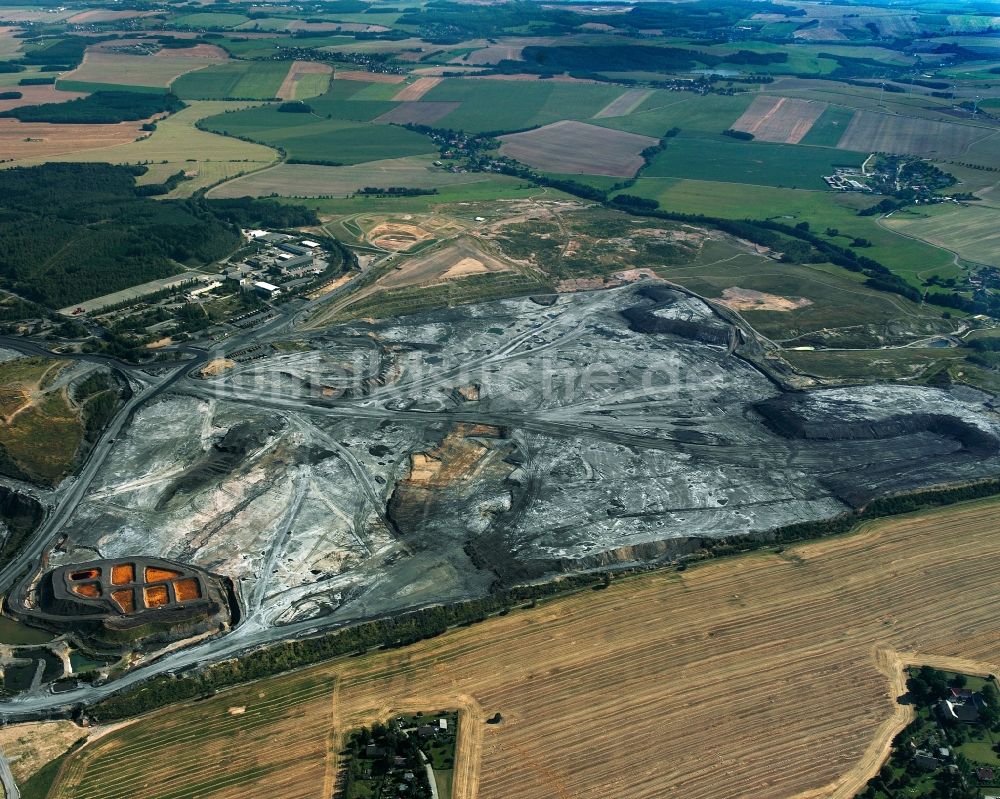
[38,283,1000,633]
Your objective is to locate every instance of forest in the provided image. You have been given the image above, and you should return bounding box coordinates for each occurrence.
[0,164,254,307]
[0,91,182,124]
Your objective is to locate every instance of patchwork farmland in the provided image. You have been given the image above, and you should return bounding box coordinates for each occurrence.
[44,498,1000,799]
[63,49,225,90]
[732,95,827,144]
[499,120,658,176]
[8,101,278,195]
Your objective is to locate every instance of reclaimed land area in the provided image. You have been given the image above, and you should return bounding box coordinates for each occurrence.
[44,497,1000,799]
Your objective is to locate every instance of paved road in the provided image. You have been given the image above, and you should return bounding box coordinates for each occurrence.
[0,258,517,719]
[0,744,19,799]
[0,288,365,719]
[0,348,210,601]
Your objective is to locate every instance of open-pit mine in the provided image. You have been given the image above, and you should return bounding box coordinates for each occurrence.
[20,282,1000,646]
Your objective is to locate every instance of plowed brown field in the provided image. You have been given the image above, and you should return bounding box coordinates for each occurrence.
[46,498,1000,799]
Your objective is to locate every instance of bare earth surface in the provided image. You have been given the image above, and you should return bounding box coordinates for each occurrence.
[718,286,813,311]
[0,721,85,783]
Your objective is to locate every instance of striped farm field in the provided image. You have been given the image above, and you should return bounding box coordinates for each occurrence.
[43,497,1000,799]
[731,95,827,144]
[499,120,658,177]
[52,672,338,799]
[835,110,992,158]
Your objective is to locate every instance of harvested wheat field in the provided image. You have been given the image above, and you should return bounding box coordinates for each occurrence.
[732,95,827,144]
[393,76,442,101]
[44,497,1000,799]
[836,110,990,158]
[52,671,337,799]
[0,85,85,112]
[457,37,554,65]
[0,119,146,160]
[499,120,658,176]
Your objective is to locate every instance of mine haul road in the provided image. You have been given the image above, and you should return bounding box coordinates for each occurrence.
[0,274,401,719]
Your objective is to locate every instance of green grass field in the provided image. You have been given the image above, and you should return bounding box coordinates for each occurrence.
[293,71,332,100]
[307,80,398,121]
[882,202,1000,268]
[209,154,506,198]
[660,242,951,345]
[421,78,625,133]
[593,91,753,137]
[799,105,855,147]
[55,79,166,94]
[172,61,290,100]
[202,105,436,163]
[171,12,251,28]
[210,36,286,59]
[640,133,864,190]
[299,177,555,216]
[625,178,957,284]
